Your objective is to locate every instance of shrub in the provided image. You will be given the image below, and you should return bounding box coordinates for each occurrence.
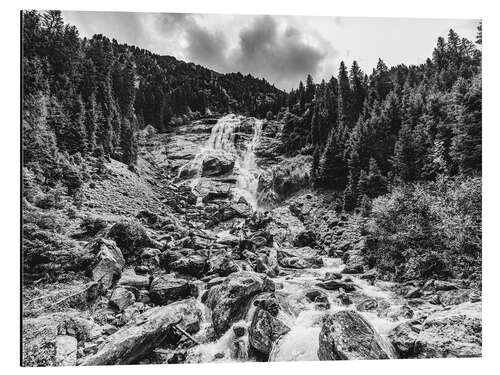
[364,175,481,281]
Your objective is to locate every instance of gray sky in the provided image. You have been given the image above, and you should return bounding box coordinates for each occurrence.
[62,11,479,90]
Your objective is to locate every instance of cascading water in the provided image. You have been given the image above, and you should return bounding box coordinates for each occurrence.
[181,114,264,209]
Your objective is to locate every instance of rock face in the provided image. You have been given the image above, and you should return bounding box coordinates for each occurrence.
[149,276,197,305]
[414,302,482,358]
[204,271,275,336]
[249,308,290,355]
[88,238,125,290]
[82,298,203,365]
[318,310,393,360]
[201,151,235,177]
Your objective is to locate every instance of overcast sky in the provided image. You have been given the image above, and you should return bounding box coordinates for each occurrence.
[62,11,479,90]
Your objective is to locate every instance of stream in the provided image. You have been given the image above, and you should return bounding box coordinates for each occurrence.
[174,114,437,363]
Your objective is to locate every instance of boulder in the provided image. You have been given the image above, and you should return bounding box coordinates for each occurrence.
[434,280,460,291]
[88,238,125,290]
[204,271,275,336]
[438,289,471,306]
[201,152,235,177]
[388,320,421,358]
[82,298,203,365]
[356,298,378,312]
[316,279,356,292]
[414,302,481,358]
[206,252,240,276]
[169,254,207,277]
[110,287,136,312]
[118,268,150,290]
[149,276,197,305]
[305,288,330,309]
[405,287,422,299]
[318,310,393,360]
[107,220,154,259]
[55,335,77,366]
[249,308,290,355]
[193,180,232,203]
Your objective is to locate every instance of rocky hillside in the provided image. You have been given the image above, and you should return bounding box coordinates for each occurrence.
[22,115,482,366]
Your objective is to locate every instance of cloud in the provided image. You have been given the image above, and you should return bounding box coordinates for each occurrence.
[181,15,334,89]
[184,23,229,70]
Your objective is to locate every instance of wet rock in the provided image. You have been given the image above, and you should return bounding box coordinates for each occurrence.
[110,287,136,312]
[337,288,351,305]
[378,304,414,321]
[316,279,356,292]
[356,298,378,312]
[82,298,203,365]
[249,308,290,355]
[434,280,460,291]
[55,335,77,366]
[278,247,323,269]
[324,272,342,280]
[87,238,125,290]
[341,264,364,274]
[204,271,275,336]
[305,288,330,309]
[388,320,421,358]
[149,276,197,305]
[415,302,481,358]
[318,310,393,360]
[206,252,240,277]
[201,151,235,177]
[405,287,422,299]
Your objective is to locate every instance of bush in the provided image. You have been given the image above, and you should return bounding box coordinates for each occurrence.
[364,175,481,281]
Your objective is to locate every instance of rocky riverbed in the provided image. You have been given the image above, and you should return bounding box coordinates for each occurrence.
[22,115,482,366]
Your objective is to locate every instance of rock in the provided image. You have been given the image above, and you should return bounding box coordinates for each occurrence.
[293,230,316,248]
[193,180,232,203]
[201,151,235,177]
[414,302,482,358]
[110,287,136,312]
[118,268,150,290]
[337,288,351,305]
[341,264,364,274]
[206,252,240,276]
[388,321,421,358]
[356,298,378,312]
[434,280,460,291]
[305,288,330,309]
[169,254,207,277]
[405,287,422,299]
[324,272,342,280]
[22,311,96,366]
[318,310,393,360]
[438,289,471,306]
[149,276,197,305]
[316,279,356,292]
[204,271,275,336]
[87,238,125,290]
[107,220,154,259]
[249,308,290,355]
[278,247,323,269]
[82,298,203,365]
[54,335,77,366]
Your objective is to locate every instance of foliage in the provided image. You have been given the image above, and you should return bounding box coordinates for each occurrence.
[364,176,481,280]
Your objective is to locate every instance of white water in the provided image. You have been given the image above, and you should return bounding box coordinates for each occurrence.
[187,256,408,363]
[180,114,264,209]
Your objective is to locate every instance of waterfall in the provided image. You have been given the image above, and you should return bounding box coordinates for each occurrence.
[182,114,264,210]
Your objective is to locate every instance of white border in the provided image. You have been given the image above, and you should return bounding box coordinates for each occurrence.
[2,0,499,373]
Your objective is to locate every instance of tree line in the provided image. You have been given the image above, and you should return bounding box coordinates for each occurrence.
[280,25,482,211]
[22,10,285,191]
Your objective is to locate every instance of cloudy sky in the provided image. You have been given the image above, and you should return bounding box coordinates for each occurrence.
[62,11,479,90]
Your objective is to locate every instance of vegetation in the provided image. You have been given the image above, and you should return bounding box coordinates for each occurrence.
[364,176,481,281]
